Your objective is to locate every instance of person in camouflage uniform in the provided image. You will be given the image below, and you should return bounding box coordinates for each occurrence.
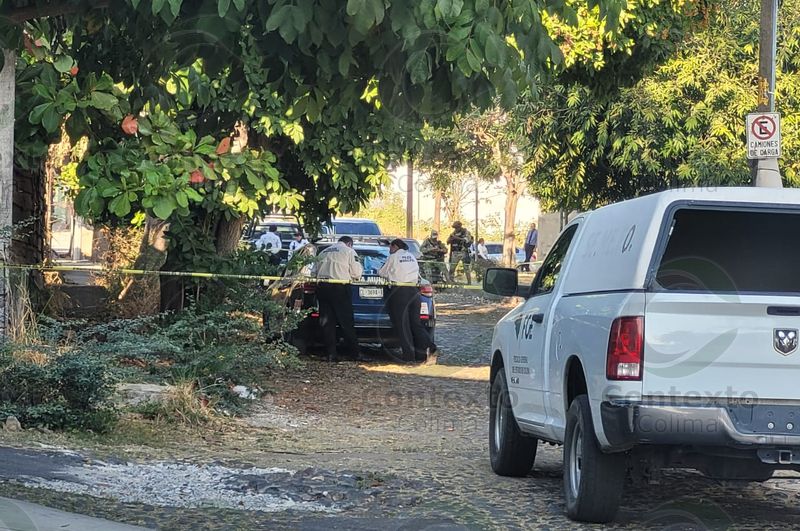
[447,221,473,284]
[420,230,449,283]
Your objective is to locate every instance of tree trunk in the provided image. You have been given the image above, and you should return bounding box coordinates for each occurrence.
[214,216,246,255]
[433,190,442,232]
[114,216,171,315]
[502,174,522,267]
[0,49,14,336]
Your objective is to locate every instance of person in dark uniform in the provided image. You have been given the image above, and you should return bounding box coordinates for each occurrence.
[380,239,437,364]
[312,236,364,362]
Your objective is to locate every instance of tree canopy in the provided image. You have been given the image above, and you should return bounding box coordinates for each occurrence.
[3,0,642,271]
[416,0,707,262]
[527,0,800,213]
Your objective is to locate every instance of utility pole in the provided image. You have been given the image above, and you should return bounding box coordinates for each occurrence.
[474,181,479,245]
[753,0,782,187]
[406,158,413,237]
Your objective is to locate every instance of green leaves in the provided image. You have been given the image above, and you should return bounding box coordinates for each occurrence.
[347,0,385,33]
[217,0,231,18]
[407,50,432,84]
[434,0,464,21]
[89,91,119,111]
[152,0,165,15]
[41,104,61,133]
[153,196,177,220]
[109,194,132,217]
[265,4,290,30]
[168,0,183,17]
[346,0,365,16]
[53,55,74,73]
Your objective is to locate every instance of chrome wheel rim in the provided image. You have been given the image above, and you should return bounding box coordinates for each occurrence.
[569,422,583,498]
[494,387,505,450]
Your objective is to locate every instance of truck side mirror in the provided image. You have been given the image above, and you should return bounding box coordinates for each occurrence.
[483,268,524,298]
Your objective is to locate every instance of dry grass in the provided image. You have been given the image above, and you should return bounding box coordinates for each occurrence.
[5,272,53,365]
[7,272,39,345]
[95,225,160,318]
[136,380,220,427]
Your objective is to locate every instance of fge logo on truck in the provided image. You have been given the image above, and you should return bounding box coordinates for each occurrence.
[483,187,800,523]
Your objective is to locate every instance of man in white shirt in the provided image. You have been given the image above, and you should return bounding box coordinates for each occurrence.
[288,231,309,259]
[312,236,364,362]
[471,238,490,261]
[379,239,437,364]
[255,225,282,265]
[473,237,494,283]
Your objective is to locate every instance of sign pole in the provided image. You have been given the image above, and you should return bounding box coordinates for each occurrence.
[753,0,782,187]
[406,158,413,238]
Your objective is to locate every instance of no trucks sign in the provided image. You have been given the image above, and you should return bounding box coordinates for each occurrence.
[746,112,781,159]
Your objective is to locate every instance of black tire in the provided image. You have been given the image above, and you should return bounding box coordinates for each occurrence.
[563,395,625,523]
[489,369,537,476]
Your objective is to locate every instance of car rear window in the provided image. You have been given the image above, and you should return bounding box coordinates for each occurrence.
[403,240,421,256]
[252,223,299,240]
[485,244,502,254]
[333,221,381,235]
[655,207,800,293]
[358,249,389,274]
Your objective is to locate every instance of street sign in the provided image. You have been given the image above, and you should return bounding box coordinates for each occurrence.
[746,112,781,159]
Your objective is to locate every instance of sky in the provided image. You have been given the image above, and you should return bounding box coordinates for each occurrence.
[388,164,541,230]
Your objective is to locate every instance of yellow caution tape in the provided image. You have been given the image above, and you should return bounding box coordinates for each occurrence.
[0,263,486,290]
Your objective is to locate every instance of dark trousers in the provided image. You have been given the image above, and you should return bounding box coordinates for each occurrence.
[386,286,433,361]
[317,283,359,359]
[523,244,536,271]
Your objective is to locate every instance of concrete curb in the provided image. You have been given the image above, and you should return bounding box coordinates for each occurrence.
[0,497,151,531]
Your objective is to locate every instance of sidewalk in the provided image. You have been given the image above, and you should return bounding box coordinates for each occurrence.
[0,497,150,531]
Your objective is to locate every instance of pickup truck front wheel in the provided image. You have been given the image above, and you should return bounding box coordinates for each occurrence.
[564,395,625,523]
[489,370,537,477]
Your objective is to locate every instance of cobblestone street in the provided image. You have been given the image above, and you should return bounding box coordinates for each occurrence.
[2,292,800,529]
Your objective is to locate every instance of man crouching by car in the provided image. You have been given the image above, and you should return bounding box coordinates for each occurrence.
[380,239,437,364]
[312,236,364,362]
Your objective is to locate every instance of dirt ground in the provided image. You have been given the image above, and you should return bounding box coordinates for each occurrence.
[2,292,800,529]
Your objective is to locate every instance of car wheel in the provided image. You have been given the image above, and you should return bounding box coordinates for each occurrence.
[489,369,537,476]
[563,395,625,523]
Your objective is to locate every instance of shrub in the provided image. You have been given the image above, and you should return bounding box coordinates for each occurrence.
[0,345,118,433]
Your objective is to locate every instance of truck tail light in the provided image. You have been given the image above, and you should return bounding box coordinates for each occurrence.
[419,284,434,297]
[606,316,644,381]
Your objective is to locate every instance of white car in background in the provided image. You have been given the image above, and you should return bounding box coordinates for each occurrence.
[484,242,526,264]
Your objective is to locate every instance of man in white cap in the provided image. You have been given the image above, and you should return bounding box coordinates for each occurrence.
[288,231,309,259]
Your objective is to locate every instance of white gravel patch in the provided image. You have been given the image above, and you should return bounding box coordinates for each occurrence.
[19,461,337,513]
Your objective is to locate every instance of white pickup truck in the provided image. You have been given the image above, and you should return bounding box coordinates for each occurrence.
[484,188,800,523]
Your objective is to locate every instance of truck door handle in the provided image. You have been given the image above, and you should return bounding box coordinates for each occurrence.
[767,306,800,316]
[531,313,544,323]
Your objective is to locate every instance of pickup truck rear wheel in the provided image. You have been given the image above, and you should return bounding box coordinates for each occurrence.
[564,395,625,523]
[489,370,537,477]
